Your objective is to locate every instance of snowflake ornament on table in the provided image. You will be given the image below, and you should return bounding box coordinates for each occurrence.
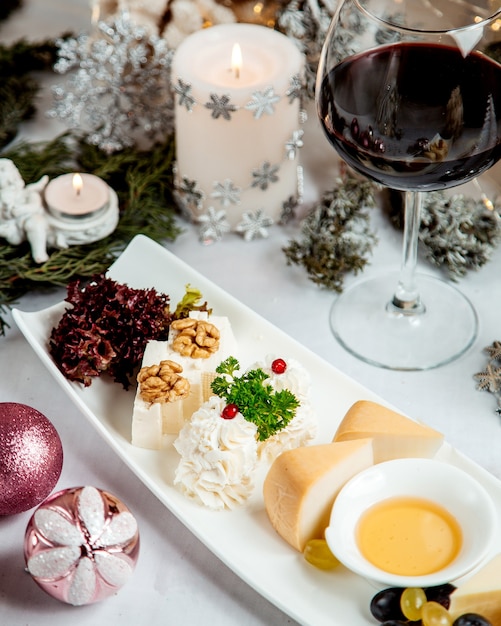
[49,12,174,153]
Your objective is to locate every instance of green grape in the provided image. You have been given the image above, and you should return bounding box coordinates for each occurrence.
[303,539,340,570]
[421,601,453,626]
[401,587,427,621]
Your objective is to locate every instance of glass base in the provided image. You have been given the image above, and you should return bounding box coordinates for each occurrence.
[330,271,478,370]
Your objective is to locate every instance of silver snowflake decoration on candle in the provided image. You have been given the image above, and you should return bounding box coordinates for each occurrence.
[48,12,174,153]
[285,129,304,160]
[205,94,238,120]
[280,195,299,225]
[211,179,241,207]
[175,175,205,213]
[174,78,195,112]
[245,87,281,119]
[235,210,274,241]
[198,206,231,244]
[286,74,304,104]
[251,162,280,190]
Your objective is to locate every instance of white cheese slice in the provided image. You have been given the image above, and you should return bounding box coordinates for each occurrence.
[131,314,237,449]
[332,400,444,462]
[263,438,374,552]
[449,552,501,624]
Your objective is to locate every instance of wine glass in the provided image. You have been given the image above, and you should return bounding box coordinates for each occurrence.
[316,0,501,370]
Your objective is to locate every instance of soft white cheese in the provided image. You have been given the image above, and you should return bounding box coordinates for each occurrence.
[173,396,258,510]
[131,313,237,449]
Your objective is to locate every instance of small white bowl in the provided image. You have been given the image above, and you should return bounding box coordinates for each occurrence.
[325,458,497,587]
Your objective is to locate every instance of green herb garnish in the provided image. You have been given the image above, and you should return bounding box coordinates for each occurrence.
[211,357,300,442]
[173,284,212,320]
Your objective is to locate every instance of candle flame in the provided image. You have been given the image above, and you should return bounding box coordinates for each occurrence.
[73,173,83,197]
[231,43,242,79]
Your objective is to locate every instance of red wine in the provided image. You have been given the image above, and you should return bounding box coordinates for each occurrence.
[318,42,501,191]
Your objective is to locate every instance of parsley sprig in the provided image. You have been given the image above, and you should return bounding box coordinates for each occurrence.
[211,357,299,442]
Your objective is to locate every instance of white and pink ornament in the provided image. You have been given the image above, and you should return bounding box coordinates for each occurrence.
[24,485,140,605]
[0,402,63,516]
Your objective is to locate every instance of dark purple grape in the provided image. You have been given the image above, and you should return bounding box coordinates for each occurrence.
[380,622,408,626]
[452,614,493,626]
[370,587,406,621]
[425,583,456,610]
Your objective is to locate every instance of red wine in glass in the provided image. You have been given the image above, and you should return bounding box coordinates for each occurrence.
[318,42,501,192]
[316,0,501,370]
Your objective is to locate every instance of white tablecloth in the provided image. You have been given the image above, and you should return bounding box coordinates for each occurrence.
[2,2,501,625]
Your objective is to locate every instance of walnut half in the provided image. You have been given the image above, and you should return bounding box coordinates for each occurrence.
[138,360,190,404]
[170,318,220,359]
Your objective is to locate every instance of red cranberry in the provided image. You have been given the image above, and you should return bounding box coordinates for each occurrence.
[221,403,238,419]
[271,358,287,374]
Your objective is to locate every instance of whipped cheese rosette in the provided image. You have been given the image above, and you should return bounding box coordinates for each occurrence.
[173,396,258,511]
[249,355,311,399]
[246,355,317,462]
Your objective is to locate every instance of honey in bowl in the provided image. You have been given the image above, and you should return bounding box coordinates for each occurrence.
[356,496,462,576]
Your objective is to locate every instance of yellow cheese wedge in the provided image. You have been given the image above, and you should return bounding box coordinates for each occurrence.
[449,552,501,623]
[263,438,374,552]
[332,400,443,463]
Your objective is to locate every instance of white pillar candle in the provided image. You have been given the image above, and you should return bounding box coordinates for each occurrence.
[44,173,110,219]
[171,23,305,235]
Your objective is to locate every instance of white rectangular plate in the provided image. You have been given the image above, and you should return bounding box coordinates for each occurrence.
[13,234,501,625]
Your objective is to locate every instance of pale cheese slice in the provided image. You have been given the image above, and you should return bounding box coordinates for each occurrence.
[332,400,443,463]
[263,438,374,552]
[449,552,501,623]
[131,313,237,449]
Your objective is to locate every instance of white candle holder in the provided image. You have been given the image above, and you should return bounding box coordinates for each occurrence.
[171,23,306,243]
[43,172,120,251]
[0,159,119,264]
[45,187,119,248]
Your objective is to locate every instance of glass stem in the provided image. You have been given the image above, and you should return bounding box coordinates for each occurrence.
[390,190,425,314]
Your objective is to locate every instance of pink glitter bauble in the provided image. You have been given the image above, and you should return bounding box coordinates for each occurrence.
[0,402,63,515]
[24,486,140,605]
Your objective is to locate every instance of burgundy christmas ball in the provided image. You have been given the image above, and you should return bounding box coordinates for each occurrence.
[24,486,140,605]
[0,402,63,515]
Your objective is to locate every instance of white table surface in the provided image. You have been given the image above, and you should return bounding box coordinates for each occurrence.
[2,2,501,625]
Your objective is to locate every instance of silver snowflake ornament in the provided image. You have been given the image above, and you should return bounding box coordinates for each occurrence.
[174,78,196,112]
[198,206,231,244]
[235,210,274,241]
[245,87,281,119]
[285,129,304,160]
[286,73,304,104]
[49,12,175,153]
[176,175,205,212]
[279,195,299,225]
[205,93,237,120]
[211,179,241,207]
[251,161,280,190]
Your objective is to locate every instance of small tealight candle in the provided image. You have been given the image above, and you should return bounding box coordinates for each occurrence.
[44,172,110,219]
[172,23,305,230]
